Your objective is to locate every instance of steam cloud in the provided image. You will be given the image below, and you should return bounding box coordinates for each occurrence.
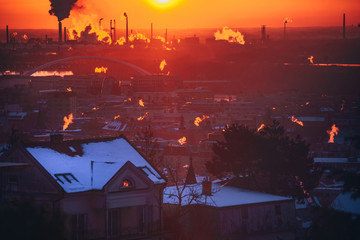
[49,0,81,21]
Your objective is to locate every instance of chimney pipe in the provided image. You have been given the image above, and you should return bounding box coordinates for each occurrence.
[58,21,62,43]
[202,180,212,196]
[64,27,67,42]
[151,23,153,40]
[124,12,129,44]
[343,13,346,40]
[6,25,9,44]
[113,20,116,42]
[165,28,168,43]
[261,25,266,40]
[284,21,287,40]
[110,20,113,42]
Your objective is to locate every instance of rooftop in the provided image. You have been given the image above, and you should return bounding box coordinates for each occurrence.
[26,136,165,193]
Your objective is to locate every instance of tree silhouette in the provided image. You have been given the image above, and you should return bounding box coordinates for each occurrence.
[206,121,319,199]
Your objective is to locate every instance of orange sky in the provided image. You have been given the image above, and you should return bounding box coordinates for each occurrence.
[1,0,359,29]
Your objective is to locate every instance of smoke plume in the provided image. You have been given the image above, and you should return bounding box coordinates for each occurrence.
[49,0,81,21]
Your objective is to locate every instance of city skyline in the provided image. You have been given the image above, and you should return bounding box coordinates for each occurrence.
[1,0,359,29]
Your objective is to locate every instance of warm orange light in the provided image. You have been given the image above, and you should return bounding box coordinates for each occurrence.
[291,116,304,126]
[146,0,184,10]
[308,56,314,64]
[139,99,145,107]
[160,59,167,71]
[122,179,132,187]
[137,112,149,121]
[257,124,265,132]
[67,87,72,92]
[194,115,210,127]
[178,137,187,145]
[63,113,74,131]
[214,27,245,45]
[327,124,339,143]
[114,115,121,120]
[95,66,108,73]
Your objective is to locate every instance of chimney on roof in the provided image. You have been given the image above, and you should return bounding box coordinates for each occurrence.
[202,173,212,196]
[50,134,63,144]
[185,155,197,185]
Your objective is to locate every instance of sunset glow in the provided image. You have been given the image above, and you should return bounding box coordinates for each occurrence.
[1,1,359,29]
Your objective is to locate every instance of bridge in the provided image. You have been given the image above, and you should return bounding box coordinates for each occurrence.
[23,56,152,76]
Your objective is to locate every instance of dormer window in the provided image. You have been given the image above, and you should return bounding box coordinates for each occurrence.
[121,179,133,188]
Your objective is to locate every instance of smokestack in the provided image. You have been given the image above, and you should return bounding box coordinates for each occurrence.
[45,34,48,46]
[284,21,287,40]
[343,13,346,40]
[110,20,113,42]
[165,28,168,43]
[6,25,9,44]
[124,12,128,44]
[261,25,266,40]
[113,20,116,42]
[99,18,103,29]
[151,23,153,40]
[64,27,67,42]
[58,21,62,43]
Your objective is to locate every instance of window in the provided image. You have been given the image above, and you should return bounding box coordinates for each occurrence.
[55,173,78,184]
[121,179,133,188]
[71,214,87,240]
[7,176,18,184]
[138,206,153,234]
[275,205,281,216]
[108,208,121,239]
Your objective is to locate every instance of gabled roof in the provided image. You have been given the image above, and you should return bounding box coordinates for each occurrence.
[25,135,165,193]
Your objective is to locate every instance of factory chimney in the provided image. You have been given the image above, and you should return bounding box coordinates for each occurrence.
[64,27,67,42]
[261,25,266,40]
[151,23,153,40]
[113,20,116,42]
[6,25,9,44]
[165,28,168,43]
[124,12,129,44]
[343,13,346,40]
[110,20,113,42]
[58,21,62,43]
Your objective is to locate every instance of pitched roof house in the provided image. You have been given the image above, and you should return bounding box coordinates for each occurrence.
[163,181,296,240]
[0,134,166,240]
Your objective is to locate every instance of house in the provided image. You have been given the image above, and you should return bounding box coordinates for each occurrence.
[0,134,166,240]
[163,180,296,240]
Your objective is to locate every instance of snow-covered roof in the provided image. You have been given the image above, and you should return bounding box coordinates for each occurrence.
[26,137,165,193]
[314,157,359,163]
[330,193,360,215]
[297,116,325,122]
[163,182,292,208]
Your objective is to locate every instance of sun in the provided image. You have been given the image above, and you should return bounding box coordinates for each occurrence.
[146,0,183,10]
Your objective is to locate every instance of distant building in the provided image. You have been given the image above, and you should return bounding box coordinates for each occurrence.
[131,75,182,93]
[164,180,296,240]
[43,90,76,130]
[0,135,166,240]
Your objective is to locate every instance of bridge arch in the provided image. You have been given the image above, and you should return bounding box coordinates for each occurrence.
[23,56,152,76]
